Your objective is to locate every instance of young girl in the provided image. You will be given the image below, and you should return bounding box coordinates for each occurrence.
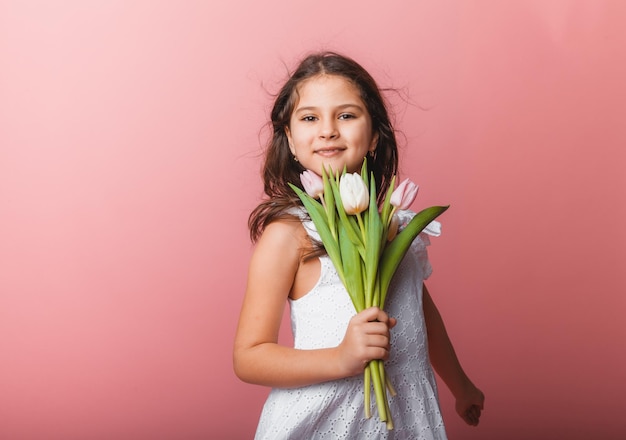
[234,51,484,439]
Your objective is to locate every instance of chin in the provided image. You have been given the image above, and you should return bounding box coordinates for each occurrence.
[319,160,355,175]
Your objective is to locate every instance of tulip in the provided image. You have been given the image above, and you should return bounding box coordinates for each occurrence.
[390,178,419,210]
[339,173,369,215]
[300,170,324,199]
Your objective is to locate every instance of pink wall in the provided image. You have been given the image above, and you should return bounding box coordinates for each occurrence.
[1,1,624,439]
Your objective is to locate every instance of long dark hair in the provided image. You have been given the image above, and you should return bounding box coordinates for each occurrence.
[249,51,399,242]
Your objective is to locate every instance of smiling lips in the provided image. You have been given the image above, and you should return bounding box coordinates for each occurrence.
[315,147,346,156]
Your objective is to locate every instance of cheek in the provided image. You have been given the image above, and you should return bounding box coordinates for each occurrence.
[352,126,374,148]
[286,125,298,144]
[291,127,314,146]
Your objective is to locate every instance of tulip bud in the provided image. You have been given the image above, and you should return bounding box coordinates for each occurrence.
[339,173,369,215]
[300,170,324,199]
[390,178,419,210]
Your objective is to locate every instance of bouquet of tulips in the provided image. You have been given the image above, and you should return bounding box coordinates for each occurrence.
[289,161,448,430]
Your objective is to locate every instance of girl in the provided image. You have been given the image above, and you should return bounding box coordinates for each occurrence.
[234,51,484,439]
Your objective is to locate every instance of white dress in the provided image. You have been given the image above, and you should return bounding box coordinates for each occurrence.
[255,210,447,440]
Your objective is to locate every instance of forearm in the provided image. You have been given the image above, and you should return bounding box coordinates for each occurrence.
[423,285,473,398]
[234,305,394,388]
[233,343,346,388]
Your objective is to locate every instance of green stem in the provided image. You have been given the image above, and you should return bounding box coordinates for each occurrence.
[379,362,394,430]
[320,194,336,241]
[364,365,372,418]
[387,206,397,228]
[370,359,388,422]
[356,212,366,244]
[385,372,397,396]
[373,273,381,309]
[363,259,372,309]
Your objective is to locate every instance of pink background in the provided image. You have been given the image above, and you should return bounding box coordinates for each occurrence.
[1,1,625,439]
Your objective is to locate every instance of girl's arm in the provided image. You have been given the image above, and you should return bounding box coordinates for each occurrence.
[423,284,485,426]
[233,219,394,388]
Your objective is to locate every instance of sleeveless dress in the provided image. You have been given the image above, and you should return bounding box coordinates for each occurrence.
[255,210,447,440]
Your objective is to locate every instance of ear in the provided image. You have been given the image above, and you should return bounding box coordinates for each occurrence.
[369,132,379,153]
[285,126,296,156]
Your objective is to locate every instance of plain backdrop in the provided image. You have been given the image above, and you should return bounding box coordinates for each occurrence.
[1,1,625,439]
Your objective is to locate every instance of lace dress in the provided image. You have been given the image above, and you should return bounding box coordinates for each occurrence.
[254,210,447,440]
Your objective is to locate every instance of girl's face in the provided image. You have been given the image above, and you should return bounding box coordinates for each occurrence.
[286,74,378,176]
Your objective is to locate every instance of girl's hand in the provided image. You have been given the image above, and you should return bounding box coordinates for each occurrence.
[455,383,485,426]
[336,307,396,377]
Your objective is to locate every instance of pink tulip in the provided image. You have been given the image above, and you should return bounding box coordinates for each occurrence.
[390,178,419,210]
[300,170,324,199]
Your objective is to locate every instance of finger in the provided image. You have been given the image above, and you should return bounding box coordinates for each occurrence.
[464,411,478,426]
[366,307,389,324]
[462,411,474,426]
[374,309,395,325]
[364,320,391,335]
[473,404,482,417]
[365,344,390,361]
[468,406,481,426]
[355,307,382,323]
[365,334,390,349]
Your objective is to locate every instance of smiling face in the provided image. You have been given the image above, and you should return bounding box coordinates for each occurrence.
[285,74,378,176]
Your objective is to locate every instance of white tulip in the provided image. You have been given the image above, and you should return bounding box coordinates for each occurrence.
[339,173,369,215]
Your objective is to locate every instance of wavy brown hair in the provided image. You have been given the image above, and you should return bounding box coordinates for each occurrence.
[249,51,399,242]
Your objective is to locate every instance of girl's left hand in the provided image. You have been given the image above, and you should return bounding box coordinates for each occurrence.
[455,384,485,426]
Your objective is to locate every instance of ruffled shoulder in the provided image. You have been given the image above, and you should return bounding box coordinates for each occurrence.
[286,206,320,242]
[286,206,308,220]
[395,209,441,280]
[395,209,441,243]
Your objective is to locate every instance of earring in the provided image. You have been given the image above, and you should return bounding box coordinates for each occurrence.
[293,155,299,162]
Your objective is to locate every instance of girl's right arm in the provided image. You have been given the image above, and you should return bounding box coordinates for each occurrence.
[233,219,394,388]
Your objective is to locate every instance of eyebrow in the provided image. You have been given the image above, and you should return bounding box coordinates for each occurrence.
[293,103,365,114]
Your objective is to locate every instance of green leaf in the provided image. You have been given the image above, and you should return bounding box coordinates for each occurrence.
[360,160,369,192]
[378,205,449,306]
[321,168,336,239]
[339,221,365,312]
[380,176,396,228]
[289,183,346,286]
[364,173,383,308]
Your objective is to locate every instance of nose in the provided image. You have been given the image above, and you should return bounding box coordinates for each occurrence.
[319,118,338,139]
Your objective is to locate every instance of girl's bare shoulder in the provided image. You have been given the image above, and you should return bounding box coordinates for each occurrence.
[254,216,308,260]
